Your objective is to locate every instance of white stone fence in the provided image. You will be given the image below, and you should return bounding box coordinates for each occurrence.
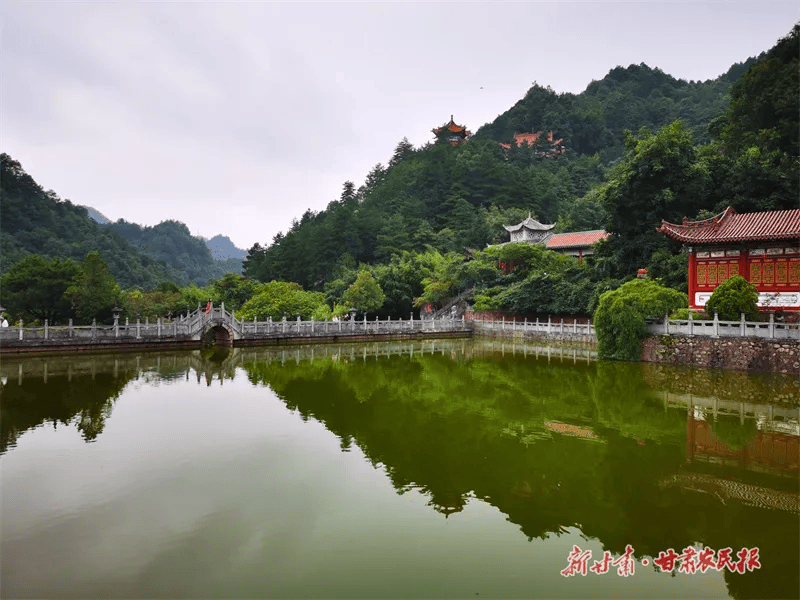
[0,306,473,346]
[0,317,193,342]
[472,316,596,338]
[237,314,471,337]
[646,312,800,340]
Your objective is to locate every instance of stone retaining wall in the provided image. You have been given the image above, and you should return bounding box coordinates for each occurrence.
[233,330,472,347]
[641,335,800,375]
[1,337,202,355]
[474,325,597,346]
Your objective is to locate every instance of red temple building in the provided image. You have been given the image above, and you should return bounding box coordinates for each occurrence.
[658,207,800,312]
[432,116,471,146]
[499,131,566,158]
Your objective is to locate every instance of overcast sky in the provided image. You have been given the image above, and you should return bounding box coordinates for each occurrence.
[2,2,797,251]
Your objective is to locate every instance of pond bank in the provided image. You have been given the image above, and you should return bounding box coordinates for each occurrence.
[642,335,800,375]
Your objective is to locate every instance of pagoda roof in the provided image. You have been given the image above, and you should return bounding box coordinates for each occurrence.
[503,214,555,233]
[658,207,800,244]
[433,115,470,136]
[546,230,609,250]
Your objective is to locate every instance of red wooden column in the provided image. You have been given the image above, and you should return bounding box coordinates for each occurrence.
[687,249,698,309]
[738,249,748,286]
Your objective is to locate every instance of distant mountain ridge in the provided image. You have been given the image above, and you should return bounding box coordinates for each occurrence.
[106,219,243,284]
[84,206,246,263]
[83,205,111,224]
[0,153,175,288]
[203,234,248,260]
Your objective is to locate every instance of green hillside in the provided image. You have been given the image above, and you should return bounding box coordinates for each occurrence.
[243,24,797,318]
[107,219,242,285]
[472,59,756,158]
[245,27,798,288]
[0,154,174,289]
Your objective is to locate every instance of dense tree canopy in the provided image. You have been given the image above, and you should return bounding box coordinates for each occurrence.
[109,219,241,285]
[0,254,80,324]
[66,252,125,324]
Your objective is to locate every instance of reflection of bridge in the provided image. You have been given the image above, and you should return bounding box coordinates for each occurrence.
[0,338,599,386]
[658,390,800,437]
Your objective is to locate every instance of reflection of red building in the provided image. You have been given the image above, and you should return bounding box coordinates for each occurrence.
[687,416,799,474]
[432,116,471,146]
[658,207,800,312]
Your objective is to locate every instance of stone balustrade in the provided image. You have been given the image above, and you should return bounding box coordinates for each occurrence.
[646,312,800,340]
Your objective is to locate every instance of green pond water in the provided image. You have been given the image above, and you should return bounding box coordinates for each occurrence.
[1,339,798,599]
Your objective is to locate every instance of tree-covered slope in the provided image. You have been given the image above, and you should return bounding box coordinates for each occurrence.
[83,205,111,224]
[472,59,755,158]
[107,219,241,286]
[0,153,174,289]
[244,27,797,292]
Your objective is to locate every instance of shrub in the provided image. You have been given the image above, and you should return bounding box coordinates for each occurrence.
[704,275,760,321]
[594,279,687,361]
[236,281,329,321]
[671,308,710,320]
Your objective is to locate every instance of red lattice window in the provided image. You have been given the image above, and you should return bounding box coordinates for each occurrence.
[749,262,762,284]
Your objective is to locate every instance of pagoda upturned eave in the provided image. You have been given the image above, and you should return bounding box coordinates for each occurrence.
[658,207,800,245]
[503,215,554,233]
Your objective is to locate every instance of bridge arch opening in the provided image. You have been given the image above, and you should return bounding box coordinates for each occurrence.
[204,325,232,347]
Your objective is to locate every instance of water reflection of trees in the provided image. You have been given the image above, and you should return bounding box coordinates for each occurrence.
[1,342,797,599]
[1,371,131,452]
[244,349,799,600]
[0,350,235,452]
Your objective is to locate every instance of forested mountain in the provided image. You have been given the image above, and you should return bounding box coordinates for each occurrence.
[472,58,756,158]
[107,219,242,285]
[205,234,247,260]
[244,27,797,292]
[83,205,111,224]
[86,204,245,268]
[243,24,797,320]
[0,153,174,289]
[0,155,244,288]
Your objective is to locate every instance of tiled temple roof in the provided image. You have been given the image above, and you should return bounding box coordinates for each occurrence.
[658,207,800,244]
[432,116,470,136]
[546,230,609,250]
[503,214,555,233]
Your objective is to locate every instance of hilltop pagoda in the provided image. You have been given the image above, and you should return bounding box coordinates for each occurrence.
[433,116,471,146]
[658,206,800,312]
